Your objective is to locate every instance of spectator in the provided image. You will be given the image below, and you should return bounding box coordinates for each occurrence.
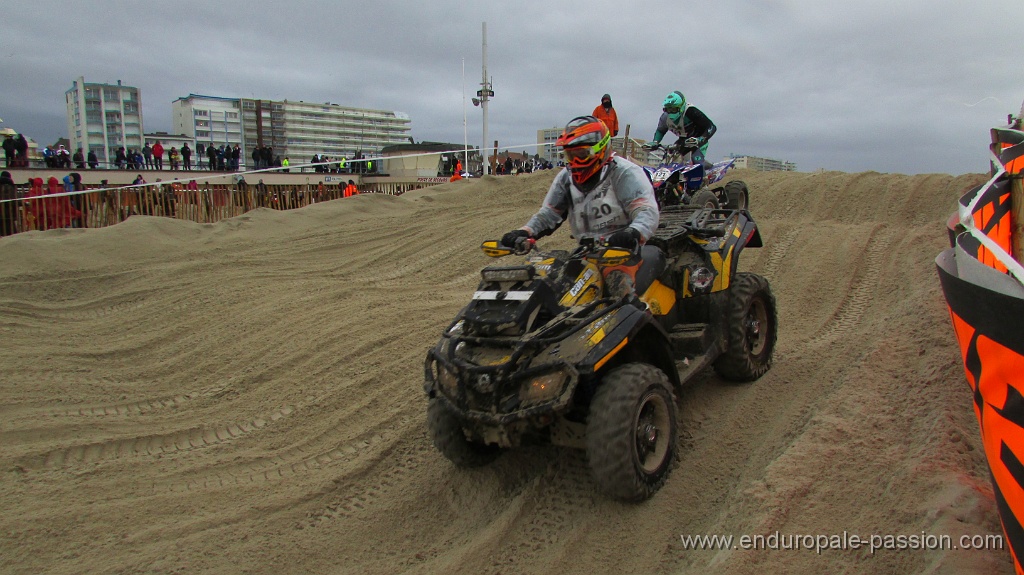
[14,134,28,168]
[0,171,17,236]
[115,147,127,169]
[152,140,164,170]
[38,176,81,230]
[181,143,192,171]
[282,157,290,173]
[196,143,206,170]
[231,145,240,170]
[2,136,14,167]
[592,94,619,137]
[87,149,98,169]
[169,147,180,170]
[73,148,85,169]
[207,144,217,171]
[143,142,153,169]
[252,147,262,169]
[56,145,71,168]
[344,180,359,197]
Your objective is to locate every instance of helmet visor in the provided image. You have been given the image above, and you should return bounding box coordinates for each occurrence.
[663,104,681,115]
[564,146,595,162]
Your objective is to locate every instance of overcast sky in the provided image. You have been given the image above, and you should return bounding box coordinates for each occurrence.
[2,0,1022,174]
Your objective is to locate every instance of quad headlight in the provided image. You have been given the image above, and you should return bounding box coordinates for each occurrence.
[518,371,568,406]
[434,362,459,395]
[481,266,534,283]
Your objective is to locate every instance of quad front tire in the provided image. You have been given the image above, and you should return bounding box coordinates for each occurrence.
[427,398,500,467]
[690,190,719,210]
[586,363,678,501]
[724,180,749,210]
[713,272,777,381]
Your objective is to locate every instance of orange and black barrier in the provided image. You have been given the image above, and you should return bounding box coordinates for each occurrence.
[937,122,1024,574]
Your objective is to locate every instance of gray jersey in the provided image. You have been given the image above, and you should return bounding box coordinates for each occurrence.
[523,155,659,242]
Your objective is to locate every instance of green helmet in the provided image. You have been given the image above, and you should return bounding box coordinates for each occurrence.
[662,92,686,122]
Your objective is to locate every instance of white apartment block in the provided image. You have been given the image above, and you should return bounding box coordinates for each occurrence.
[273,100,411,162]
[536,127,561,163]
[729,155,797,172]
[66,77,145,167]
[172,94,244,152]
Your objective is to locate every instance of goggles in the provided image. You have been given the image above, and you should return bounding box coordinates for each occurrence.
[663,104,681,114]
[564,147,595,162]
[563,130,611,162]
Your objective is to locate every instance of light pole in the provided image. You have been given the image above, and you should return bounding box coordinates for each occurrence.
[462,57,468,174]
[473,22,494,175]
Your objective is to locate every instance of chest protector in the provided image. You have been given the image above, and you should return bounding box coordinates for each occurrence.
[666,105,692,138]
[568,164,631,241]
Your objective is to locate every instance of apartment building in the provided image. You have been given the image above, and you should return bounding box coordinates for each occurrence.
[65,77,145,167]
[173,94,411,167]
[172,94,245,153]
[729,155,797,172]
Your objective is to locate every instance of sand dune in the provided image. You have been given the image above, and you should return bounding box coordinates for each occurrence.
[0,168,1012,574]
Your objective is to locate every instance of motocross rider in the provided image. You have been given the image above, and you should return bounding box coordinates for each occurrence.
[648,91,717,164]
[501,115,661,299]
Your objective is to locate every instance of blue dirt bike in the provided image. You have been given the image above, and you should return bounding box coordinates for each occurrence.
[642,142,748,210]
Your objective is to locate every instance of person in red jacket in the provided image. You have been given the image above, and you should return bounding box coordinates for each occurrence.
[343,180,359,197]
[152,141,164,170]
[592,94,619,137]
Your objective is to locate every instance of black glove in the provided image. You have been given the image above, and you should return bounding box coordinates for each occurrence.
[501,229,530,248]
[606,227,641,250]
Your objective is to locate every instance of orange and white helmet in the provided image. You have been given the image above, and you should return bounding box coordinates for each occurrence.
[557,116,612,186]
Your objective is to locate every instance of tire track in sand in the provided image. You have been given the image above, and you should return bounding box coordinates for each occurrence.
[789,224,892,355]
[17,405,295,470]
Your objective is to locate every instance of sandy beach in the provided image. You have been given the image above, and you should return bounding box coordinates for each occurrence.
[0,168,1012,574]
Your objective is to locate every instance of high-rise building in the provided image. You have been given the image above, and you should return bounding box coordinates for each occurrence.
[65,77,144,168]
[172,94,244,152]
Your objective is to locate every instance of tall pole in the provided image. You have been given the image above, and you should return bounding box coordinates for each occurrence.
[480,22,491,175]
[462,57,468,174]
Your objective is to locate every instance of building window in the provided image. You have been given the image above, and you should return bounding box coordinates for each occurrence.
[196,131,210,138]
[226,112,238,119]
[194,109,208,117]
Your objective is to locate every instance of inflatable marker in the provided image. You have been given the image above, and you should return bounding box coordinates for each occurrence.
[937,122,1024,574]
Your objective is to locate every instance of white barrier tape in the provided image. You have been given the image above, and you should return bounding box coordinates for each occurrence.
[957,142,1024,285]
[0,143,557,204]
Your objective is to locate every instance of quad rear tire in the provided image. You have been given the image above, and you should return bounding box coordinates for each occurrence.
[586,363,677,501]
[427,398,500,467]
[724,180,749,210]
[713,272,777,381]
[690,190,719,210]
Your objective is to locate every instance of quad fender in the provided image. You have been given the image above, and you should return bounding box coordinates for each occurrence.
[577,305,681,390]
[739,213,763,249]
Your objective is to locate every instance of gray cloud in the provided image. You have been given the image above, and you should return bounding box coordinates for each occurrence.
[1,0,1021,174]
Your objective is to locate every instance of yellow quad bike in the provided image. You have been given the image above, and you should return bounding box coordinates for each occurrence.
[424,205,777,501]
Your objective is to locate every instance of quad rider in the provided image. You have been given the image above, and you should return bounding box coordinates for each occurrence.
[501,115,662,299]
[648,91,717,165]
